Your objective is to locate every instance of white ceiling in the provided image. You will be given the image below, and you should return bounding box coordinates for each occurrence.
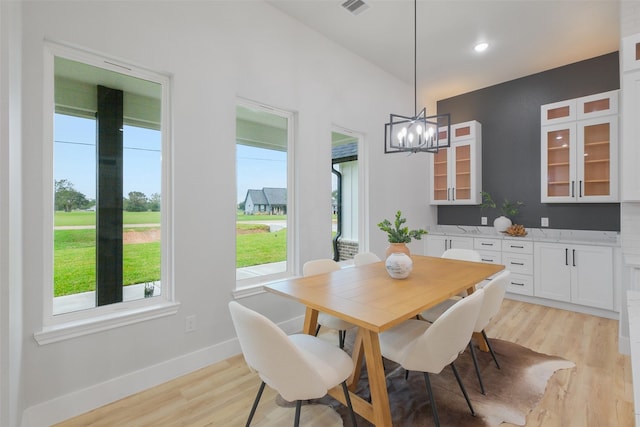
[267,0,621,109]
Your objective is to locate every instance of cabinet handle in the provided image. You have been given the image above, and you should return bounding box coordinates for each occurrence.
[452,188,455,201]
[510,261,525,266]
[447,188,451,201]
[579,181,583,198]
[573,249,576,267]
[510,245,524,249]
[510,281,525,287]
[565,248,568,266]
[481,243,494,246]
[481,258,493,262]
[571,181,575,197]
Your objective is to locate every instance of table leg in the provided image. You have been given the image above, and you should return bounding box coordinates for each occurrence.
[348,328,364,392]
[302,307,319,335]
[327,329,393,426]
[361,329,393,426]
[473,331,489,352]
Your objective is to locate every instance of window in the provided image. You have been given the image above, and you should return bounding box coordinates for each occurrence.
[36,42,175,343]
[235,100,295,288]
[331,129,363,261]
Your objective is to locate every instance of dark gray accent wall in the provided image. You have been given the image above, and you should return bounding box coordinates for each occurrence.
[436,52,620,231]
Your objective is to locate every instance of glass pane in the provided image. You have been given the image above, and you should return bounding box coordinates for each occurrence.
[582,123,610,196]
[547,105,570,121]
[455,145,471,200]
[583,98,610,114]
[236,104,288,280]
[546,128,570,197]
[53,55,163,315]
[433,149,448,201]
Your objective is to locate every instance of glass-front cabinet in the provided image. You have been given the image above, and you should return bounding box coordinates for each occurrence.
[541,90,618,203]
[430,120,482,205]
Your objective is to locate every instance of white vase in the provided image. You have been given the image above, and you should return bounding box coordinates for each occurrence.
[493,215,512,233]
[385,252,413,279]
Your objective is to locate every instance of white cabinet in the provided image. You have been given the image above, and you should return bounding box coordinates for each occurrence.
[534,242,614,310]
[621,33,640,201]
[474,237,501,264]
[541,90,619,203]
[430,121,482,205]
[502,239,534,296]
[424,235,473,257]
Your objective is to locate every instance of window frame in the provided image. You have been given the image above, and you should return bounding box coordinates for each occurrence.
[35,41,177,345]
[234,98,296,294]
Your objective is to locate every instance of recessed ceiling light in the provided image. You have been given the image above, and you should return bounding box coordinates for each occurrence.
[474,42,489,53]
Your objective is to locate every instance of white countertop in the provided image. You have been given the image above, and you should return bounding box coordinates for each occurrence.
[427,225,620,247]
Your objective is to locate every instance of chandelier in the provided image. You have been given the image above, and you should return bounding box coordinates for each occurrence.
[384,0,450,154]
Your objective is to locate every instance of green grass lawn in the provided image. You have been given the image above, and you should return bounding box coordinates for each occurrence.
[54,212,288,296]
[55,211,161,227]
[54,228,160,296]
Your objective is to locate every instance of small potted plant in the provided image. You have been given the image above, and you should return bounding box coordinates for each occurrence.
[377,210,427,258]
[481,191,524,233]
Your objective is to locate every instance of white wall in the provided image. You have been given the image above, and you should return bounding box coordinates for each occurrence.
[13,1,432,425]
[1,2,24,426]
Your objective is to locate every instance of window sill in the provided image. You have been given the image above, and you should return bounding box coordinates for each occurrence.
[34,301,181,345]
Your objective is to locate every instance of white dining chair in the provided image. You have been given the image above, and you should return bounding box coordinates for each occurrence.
[353,252,381,266]
[303,259,356,348]
[379,289,485,427]
[419,248,482,320]
[228,301,358,427]
[421,270,510,394]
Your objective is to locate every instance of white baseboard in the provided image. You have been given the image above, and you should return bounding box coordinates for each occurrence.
[21,315,304,427]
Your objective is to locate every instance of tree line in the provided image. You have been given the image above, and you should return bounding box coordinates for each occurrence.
[55,179,160,212]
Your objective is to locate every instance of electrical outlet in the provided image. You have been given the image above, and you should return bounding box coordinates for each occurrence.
[541,217,549,227]
[185,315,197,333]
[481,216,487,225]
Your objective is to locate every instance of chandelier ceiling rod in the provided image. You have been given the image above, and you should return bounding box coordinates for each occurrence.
[383,0,450,154]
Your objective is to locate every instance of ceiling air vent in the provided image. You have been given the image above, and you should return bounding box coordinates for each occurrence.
[341,0,369,16]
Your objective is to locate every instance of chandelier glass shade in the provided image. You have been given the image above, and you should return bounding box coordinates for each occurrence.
[384,0,450,154]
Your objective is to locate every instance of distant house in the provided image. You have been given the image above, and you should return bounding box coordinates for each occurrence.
[244,187,287,215]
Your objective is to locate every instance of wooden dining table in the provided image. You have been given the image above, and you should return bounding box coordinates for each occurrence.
[264,254,504,427]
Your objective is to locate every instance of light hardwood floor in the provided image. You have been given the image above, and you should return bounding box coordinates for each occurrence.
[54,299,634,427]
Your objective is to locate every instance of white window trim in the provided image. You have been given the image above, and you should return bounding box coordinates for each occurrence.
[235,98,296,291]
[332,125,370,253]
[36,41,176,345]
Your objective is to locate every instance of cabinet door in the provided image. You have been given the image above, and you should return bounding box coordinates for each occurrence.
[430,148,450,203]
[425,235,473,256]
[576,116,618,202]
[534,243,571,302]
[452,142,473,203]
[541,123,576,202]
[576,90,618,120]
[449,236,474,250]
[425,235,448,257]
[541,99,576,125]
[430,121,481,205]
[570,245,614,310]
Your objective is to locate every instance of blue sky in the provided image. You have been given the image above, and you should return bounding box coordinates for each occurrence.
[236,144,287,204]
[56,114,295,205]
[54,114,161,200]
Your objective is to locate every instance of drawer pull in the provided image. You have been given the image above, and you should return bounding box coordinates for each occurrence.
[481,258,493,262]
[509,245,524,249]
[481,243,494,246]
[510,262,525,266]
[510,281,525,286]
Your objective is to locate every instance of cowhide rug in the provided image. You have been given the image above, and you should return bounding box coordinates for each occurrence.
[277,335,575,427]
